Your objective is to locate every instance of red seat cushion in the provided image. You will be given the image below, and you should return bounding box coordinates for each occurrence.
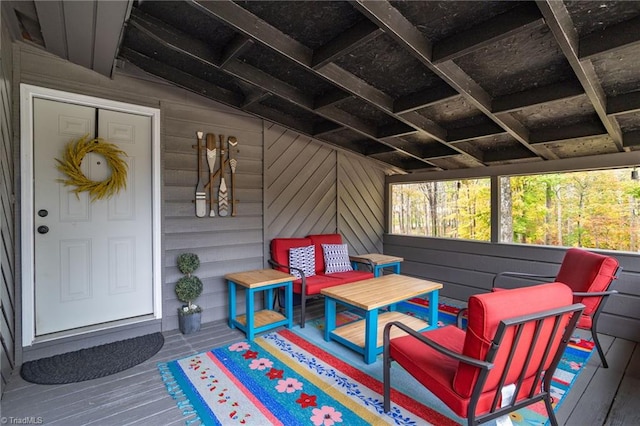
[555,248,619,317]
[270,237,312,273]
[292,274,345,295]
[453,282,574,401]
[323,270,374,284]
[307,234,343,274]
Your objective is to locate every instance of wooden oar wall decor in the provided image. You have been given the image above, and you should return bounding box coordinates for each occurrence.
[193,130,239,217]
[228,136,238,217]
[194,131,206,218]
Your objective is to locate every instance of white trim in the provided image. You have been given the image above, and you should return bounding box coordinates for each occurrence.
[20,84,162,347]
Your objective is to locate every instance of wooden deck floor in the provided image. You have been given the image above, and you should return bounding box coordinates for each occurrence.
[2,300,638,425]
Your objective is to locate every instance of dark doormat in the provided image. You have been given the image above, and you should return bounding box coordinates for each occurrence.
[20,332,164,385]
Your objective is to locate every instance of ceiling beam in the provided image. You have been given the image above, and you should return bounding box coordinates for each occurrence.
[219,34,254,68]
[492,80,585,113]
[432,2,545,63]
[314,90,352,110]
[536,0,624,151]
[190,0,483,168]
[394,83,459,114]
[448,123,506,143]
[579,15,640,60]
[624,130,640,148]
[118,47,243,107]
[608,91,640,116]
[312,19,384,69]
[530,121,607,144]
[352,0,558,161]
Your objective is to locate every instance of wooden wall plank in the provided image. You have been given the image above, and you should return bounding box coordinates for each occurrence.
[0,17,15,397]
[264,123,338,244]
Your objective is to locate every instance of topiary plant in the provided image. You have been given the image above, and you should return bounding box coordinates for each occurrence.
[176,253,203,316]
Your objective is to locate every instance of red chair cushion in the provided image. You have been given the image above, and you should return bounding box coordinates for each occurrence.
[292,274,345,295]
[307,234,343,274]
[390,325,465,413]
[270,238,313,273]
[453,282,574,399]
[555,248,619,317]
[322,270,374,284]
[390,325,541,417]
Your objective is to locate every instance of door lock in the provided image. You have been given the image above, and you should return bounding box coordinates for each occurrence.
[37,225,49,234]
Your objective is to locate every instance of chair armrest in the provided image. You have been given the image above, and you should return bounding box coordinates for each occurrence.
[492,271,556,288]
[349,256,374,271]
[573,289,618,297]
[383,321,493,371]
[267,259,306,294]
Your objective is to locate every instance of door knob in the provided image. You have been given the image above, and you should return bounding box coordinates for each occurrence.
[37,225,49,234]
[38,209,48,217]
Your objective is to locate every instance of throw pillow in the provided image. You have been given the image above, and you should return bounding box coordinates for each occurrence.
[322,243,353,273]
[288,245,316,279]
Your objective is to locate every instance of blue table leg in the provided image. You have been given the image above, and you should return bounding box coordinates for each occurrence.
[285,281,293,329]
[228,280,236,329]
[374,265,382,277]
[265,288,273,310]
[392,262,400,274]
[428,289,439,329]
[324,298,336,341]
[246,288,255,341]
[364,309,379,364]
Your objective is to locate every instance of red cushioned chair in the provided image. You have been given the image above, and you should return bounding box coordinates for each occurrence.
[457,248,620,368]
[384,283,584,426]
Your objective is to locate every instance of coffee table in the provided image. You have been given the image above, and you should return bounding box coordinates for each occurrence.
[321,274,442,364]
[225,269,294,341]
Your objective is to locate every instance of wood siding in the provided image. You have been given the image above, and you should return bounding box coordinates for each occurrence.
[162,102,264,329]
[384,234,640,342]
[0,17,15,395]
[264,123,385,255]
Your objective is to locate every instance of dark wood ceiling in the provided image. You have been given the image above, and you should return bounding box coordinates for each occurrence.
[8,1,640,174]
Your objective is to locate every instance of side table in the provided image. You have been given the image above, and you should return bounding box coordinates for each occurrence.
[350,253,404,277]
[225,269,294,340]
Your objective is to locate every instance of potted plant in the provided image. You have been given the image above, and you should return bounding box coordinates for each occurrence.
[175,252,204,334]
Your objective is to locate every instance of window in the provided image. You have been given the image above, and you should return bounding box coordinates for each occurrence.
[389,167,640,252]
[390,179,491,241]
[500,169,640,251]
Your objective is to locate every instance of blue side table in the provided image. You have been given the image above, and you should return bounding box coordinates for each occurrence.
[350,253,404,277]
[225,269,294,341]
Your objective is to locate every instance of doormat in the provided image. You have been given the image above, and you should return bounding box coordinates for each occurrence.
[21,332,164,384]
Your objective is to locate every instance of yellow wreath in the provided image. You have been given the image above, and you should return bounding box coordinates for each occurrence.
[56,135,128,201]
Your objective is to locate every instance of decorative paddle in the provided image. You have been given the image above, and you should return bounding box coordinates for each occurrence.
[194,131,206,218]
[218,134,229,217]
[206,133,217,217]
[228,136,238,217]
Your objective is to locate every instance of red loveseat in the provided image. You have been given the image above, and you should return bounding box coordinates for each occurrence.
[269,233,374,327]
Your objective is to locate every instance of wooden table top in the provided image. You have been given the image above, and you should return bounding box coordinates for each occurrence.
[321,274,442,310]
[349,253,404,265]
[225,269,295,288]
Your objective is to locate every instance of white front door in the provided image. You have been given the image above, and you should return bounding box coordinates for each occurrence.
[33,98,154,336]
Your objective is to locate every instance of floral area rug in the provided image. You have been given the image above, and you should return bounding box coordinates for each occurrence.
[158,300,593,426]
[158,328,458,425]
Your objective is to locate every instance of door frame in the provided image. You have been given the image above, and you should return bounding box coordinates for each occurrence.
[20,84,162,347]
